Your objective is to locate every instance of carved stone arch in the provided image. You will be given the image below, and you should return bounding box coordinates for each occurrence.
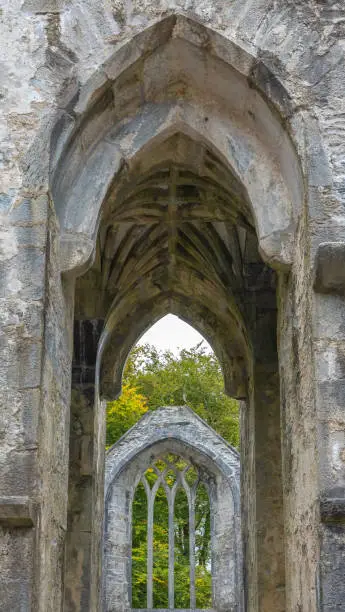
[98,290,249,402]
[53,12,316,612]
[2,3,344,612]
[104,406,242,612]
[50,13,305,276]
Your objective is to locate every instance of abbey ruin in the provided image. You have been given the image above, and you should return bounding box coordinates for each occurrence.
[1,1,345,610]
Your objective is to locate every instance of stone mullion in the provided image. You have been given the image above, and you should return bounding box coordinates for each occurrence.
[189,489,196,609]
[147,490,154,609]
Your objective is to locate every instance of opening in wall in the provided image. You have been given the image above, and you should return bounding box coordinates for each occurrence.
[132,454,212,610]
[105,315,240,451]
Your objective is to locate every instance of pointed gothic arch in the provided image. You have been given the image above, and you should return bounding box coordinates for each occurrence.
[51,14,304,277]
[2,3,343,612]
[56,14,297,611]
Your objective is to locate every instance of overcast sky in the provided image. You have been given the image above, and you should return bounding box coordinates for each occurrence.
[137,314,212,354]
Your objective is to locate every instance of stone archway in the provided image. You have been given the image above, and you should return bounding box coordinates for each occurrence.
[52,15,303,274]
[104,406,242,612]
[3,4,345,612]
[56,15,296,612]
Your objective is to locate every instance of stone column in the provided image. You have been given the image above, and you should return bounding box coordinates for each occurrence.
[253,362,285,612]
[278,267,319,612]
[64,319,104,612]
[242,309,285,612]
[240,395,257,612]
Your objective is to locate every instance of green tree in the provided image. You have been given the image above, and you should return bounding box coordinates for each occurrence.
[106,382,148,448]
[131,482,148,608]
[122,342,239,447]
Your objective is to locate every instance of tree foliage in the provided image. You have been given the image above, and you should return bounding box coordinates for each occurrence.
[106,382,148,448]
[106,340,240,608]
[106,342,239,448]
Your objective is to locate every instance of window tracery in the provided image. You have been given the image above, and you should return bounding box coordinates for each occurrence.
[131,454,212,610]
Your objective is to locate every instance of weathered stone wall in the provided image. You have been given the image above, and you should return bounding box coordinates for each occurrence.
[0,192,49,609]
[0,1,345,611]
[0,191,74,610]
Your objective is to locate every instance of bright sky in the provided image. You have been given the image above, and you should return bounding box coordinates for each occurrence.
[137,314,213,355]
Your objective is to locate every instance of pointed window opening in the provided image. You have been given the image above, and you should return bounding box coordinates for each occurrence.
[106,315,240,611]
[137,314,212,355]
[106,315,240,450]
[131,455,212,610]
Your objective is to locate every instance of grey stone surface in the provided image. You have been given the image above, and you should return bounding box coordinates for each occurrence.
[0,1,345,610]
[314,243,345,294]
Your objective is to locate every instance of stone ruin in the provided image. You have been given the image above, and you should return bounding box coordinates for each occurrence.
[104,406,241,612]
[1,1,345,611]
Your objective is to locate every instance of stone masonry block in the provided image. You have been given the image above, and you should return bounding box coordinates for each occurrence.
[0,497,35,527]
[314,243,345,294]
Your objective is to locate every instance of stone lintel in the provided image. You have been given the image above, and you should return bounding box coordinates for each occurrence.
[314,243,345,294]
[0,496,35,527]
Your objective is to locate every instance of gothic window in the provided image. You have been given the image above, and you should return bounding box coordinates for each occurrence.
[131,455,212,610]
[104,407,241,612]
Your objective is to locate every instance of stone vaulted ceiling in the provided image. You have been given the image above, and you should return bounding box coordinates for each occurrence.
[74,133,276,398]
[98,134,265,312]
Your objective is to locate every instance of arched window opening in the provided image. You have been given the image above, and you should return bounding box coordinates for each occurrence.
[131,454,213,610]
[104,407,241,611]
[106,315,240,450]
[174,487,190,609]
[52,13,295,612]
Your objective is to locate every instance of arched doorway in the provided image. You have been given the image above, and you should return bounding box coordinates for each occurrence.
[50,14,304,612]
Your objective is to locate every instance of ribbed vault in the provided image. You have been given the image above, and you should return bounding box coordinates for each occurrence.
[78,133,277,399]
[58,15,291,401]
